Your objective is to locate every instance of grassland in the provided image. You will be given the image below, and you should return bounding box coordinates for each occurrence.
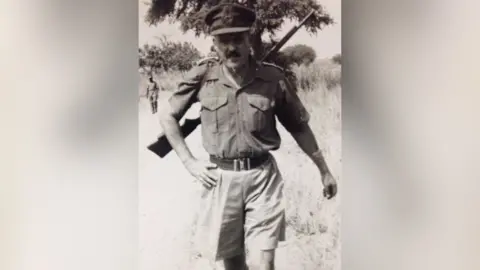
[139,59,341,269]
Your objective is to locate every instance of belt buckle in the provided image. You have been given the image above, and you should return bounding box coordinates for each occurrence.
[235,158,251,171]
[233,159,239,171]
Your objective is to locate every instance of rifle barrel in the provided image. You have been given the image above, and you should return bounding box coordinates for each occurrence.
[299,10,316,26]
[261,10,316,61]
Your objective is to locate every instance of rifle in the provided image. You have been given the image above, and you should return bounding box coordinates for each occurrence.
[147,10,316,158]
[261,10,316,62]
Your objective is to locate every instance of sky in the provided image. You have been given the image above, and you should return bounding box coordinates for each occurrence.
[138,0,341,59]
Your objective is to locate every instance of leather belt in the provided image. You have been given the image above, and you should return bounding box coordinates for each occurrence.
[210,154,270,171]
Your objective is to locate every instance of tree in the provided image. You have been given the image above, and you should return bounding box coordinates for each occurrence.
[139,36,203,73]
[281,44,317,66]
[331,53,341,65]
[139,44,165,74]
[143,0,333,60]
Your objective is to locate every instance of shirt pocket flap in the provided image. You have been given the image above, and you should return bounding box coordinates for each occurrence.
[246,96,272,112]
[201,97,228,111]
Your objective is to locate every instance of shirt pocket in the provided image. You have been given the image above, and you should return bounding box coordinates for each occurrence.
[245,95,274,132]
[200,96,229,133]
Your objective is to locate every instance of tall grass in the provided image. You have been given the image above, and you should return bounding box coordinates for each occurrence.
[276,59,341,269]
[292,59,341,92]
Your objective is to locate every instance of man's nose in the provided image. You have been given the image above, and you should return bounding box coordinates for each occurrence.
[225,43,236,51]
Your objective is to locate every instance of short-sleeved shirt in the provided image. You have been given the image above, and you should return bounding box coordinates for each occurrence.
[168,58,310,159]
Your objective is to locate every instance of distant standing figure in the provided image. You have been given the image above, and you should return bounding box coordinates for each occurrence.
[146,75,160,114]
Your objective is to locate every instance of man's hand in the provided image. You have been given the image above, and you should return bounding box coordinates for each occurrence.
[184,158,219,189]
[322,171,337,199]
[288,125,339,200]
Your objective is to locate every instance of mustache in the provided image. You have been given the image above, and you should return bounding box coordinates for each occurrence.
[226,50,240,58]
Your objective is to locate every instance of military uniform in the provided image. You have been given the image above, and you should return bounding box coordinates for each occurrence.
[167,3,311,261]
[169,57,310,259]
[146,79,159,113]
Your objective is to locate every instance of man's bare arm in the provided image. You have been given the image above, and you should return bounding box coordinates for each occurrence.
[147,84,153,98]
[158,110,195,165]
[158,107,219,187]
[290,124,337,198]
[290,124,330,176]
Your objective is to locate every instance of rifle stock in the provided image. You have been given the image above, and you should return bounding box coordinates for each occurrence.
[147,10,316,158]
[147,117,201,158]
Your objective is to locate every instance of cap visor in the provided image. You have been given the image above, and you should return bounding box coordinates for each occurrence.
[210,27,250,35]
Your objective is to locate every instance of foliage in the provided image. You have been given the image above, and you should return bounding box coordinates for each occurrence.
[143,0,333,59]
[258,42,317,90]
[139,36,203,73]
[331,53,341,64]
[281,44,317,66]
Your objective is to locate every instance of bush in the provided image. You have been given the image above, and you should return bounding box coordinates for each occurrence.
[331,53,341,65]
[139,36,202,73]
[139,44,164,74]
[281,44,317,66]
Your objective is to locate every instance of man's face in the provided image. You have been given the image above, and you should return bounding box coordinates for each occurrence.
[213,32,251,69]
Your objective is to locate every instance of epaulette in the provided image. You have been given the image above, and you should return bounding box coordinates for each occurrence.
[261,61,285,72]
[196,56,219,66]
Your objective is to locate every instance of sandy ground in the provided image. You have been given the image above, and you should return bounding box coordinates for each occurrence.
[139,91,340,269]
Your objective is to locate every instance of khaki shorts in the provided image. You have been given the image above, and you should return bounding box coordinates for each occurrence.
[194,154,286,261]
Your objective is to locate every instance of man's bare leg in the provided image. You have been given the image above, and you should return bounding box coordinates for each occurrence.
[260,250,275,270]
[150,101,156,114]
[223,253,248,270]
[248,250,274,270]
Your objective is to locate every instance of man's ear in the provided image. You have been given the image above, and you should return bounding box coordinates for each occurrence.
[244,32,251,43]
[212,37,221,52]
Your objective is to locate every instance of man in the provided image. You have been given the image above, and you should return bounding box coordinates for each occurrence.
[146,75,160,114]
[158,4,337,270]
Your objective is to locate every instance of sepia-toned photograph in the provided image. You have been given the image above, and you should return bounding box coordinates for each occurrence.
[138,0,341,269]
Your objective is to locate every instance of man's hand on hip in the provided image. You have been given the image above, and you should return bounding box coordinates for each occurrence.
[184,158,219,189]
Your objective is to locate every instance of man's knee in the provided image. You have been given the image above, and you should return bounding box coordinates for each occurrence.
[261,250,275,263]
[249,250,275,270]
